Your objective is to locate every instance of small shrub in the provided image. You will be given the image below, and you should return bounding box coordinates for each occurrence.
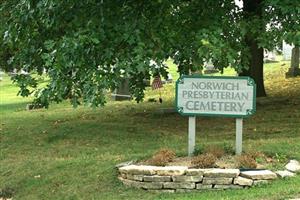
[204,145,225,158]
[247,151,267,164]
[191,153,217,168]
[247,150,263,158]
[148,148,176,166]
[222,142,235,155]
[255,157,264,164]
[273,153,288,163]
[237,154,257,169]
[193,145,205,156]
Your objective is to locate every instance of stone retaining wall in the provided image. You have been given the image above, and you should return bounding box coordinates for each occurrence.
[117,160,299,192]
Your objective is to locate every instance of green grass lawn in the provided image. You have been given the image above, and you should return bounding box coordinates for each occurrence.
[1,61,300,200]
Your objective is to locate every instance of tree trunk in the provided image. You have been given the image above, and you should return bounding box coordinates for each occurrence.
[286,46,300,77]
[240,0,266,97]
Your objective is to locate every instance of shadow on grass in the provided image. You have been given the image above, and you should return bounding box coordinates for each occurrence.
[0,101,32,113]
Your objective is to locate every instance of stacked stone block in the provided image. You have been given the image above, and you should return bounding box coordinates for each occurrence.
[118,165,283,192]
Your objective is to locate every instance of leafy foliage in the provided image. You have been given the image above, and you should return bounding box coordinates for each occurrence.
[0,0,299,106]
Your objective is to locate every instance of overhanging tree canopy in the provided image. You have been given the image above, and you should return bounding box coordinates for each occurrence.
[0,0,299,107]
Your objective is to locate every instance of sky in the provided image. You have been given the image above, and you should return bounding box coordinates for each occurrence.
[235,0,243,8]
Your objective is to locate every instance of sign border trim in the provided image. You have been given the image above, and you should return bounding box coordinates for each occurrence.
[175,75,256,118]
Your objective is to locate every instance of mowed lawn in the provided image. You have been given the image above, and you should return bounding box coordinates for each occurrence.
[0,61,300,200]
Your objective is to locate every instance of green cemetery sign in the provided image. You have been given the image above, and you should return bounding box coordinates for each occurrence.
[176,76,256,118]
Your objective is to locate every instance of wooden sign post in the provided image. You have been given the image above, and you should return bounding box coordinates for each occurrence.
[188,116,196,156]
[176,76,256,156]
[235,118,243,155]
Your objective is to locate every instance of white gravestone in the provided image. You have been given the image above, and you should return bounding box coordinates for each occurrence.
[282,41,293,61]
